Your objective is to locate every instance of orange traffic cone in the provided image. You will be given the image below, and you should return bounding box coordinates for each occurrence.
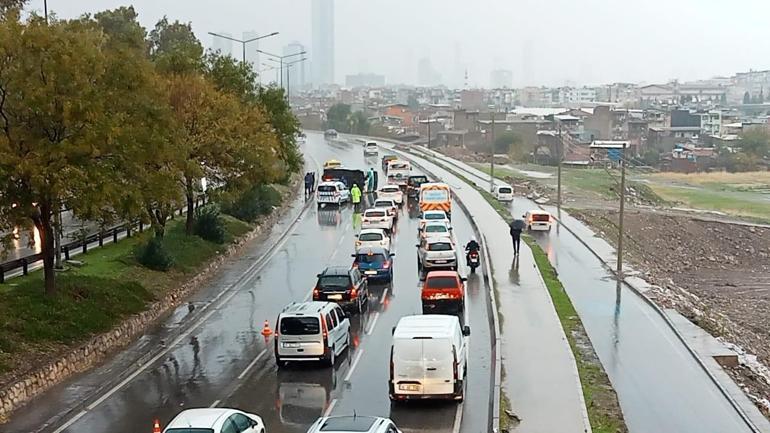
[152,419,161,433]
[261,320,272,336]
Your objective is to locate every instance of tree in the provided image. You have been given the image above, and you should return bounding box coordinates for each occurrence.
[94,6,146,51]
[738,128,770,159]
[256,86,302,173]
[0,0,26,16]
[0,15,119,294]
[148,17,203,75]
[494,132,522,155]
[204,51,258,103]
[743,91,751,104]
[350,111,370,135]
[326,103,352,132]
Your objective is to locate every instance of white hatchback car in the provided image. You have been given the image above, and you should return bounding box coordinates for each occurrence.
[419,221,453,242]
[419,210,451,231]
[356,228,391,251]
[373,198,398,218]
[362,208,394,232]
[163,408,265,433]
[377,184,404,205]
[307,416,402,433]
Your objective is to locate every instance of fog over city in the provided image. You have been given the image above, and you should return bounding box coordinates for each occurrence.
[41,0,770,87]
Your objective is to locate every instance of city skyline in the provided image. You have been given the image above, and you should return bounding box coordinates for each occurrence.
[45,0,770,88]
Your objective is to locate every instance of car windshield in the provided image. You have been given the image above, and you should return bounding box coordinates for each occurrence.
[280,317,320,335]
[374,201,392,207]
[318,185,336,192]
[424,213,445,220]
[318,275,350,288]
[532,214,550,222]
[356,253,386,264]
[381,187,399,193]
[359,232,383,241]
[429,242,453,251]
[425,225,448,233]
[366,210,386,217]
[499,187,512,193]
[426,276,459,289]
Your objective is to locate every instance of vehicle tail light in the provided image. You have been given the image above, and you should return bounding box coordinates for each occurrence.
[355,240,362,247]
[390,346,395,379]
[313,288,320,300]
[275,319,280,337]
[382,261,391,269]
[321,314,328,342]
[350,287,358,299]
[352,261,358,268]
[453,349,458,381]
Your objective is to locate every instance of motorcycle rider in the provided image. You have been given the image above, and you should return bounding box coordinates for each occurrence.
[465,236,480,266]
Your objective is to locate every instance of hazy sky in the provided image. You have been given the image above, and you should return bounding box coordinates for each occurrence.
[38,0,770,88]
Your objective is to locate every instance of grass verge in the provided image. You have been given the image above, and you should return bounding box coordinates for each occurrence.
[425,157,628,433]
[0,214,253,377]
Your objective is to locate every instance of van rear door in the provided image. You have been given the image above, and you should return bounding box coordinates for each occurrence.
[279,316,324,356]
[393,339,425,395]
[421,338,455,396]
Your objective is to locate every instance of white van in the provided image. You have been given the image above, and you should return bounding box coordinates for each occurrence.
[389,315,470,402]
[524,210,552,231]
[275,302,351,368]
[493,185,514,202]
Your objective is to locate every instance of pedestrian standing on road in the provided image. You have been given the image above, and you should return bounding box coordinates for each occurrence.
[350,183,362,211]
[304,172,313,199]
[311,172,316,192]
[510,218,524,255]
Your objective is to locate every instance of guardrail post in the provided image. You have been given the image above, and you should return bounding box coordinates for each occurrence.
[113,228,118,243]
[82,241,87,254]
[138,221,144,233]
[179,207,183,216]
[98,232,104,247]
[63,245,70,260]
[126,225,131,238]
[21,258,28,275]
[0,267,4,284]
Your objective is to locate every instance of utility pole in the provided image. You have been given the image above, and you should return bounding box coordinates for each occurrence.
[427,119,432,149]
[557,121,563,214]
[44,0,48,23]
[617,149,627,276]
[490,111,496,192]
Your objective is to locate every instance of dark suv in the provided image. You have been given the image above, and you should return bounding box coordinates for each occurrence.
[313,266,369,313]
[407,175,429,197]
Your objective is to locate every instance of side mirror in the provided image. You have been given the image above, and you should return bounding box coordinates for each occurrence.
[461,276,468,282]
[316,273,322,278]
[415,244,420,248]
[354,234,359,238]
[390,253,396,257]
[462,326,471,336]
[351,254,356,257]
[392,326,396,335]
[521,214,526,218]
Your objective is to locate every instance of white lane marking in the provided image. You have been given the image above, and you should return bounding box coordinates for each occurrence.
[365,312,380,335]
[337,235,346,247]
[380,288,389,304]
[323,398,338,417]
[344,349,365,382]
[210,399,221,408]
[60,200,309,427]
[237,349,267,380]
[452,402,464,433]
[52,410,87,433]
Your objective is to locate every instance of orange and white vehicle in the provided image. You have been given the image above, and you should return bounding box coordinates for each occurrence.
[418,182,452,218]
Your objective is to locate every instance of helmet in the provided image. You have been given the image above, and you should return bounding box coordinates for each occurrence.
[470,236,477,243]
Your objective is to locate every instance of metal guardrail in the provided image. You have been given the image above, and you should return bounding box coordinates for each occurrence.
[0,196,207,283]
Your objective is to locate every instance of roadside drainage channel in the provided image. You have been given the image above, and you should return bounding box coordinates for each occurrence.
[368,140,503,433]
[415,147,768,433]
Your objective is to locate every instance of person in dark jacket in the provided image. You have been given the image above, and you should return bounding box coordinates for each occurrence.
[304,172,313,198]
[510,219,524,255]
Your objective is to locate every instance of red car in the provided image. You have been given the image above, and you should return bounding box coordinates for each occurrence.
[421,270,466,314]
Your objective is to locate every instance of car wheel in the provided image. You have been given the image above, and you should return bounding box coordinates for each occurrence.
[325,346,336,367]
[276,357,286,368]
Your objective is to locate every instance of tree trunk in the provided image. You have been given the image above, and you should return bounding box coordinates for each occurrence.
[33,202,56,295]
[185,177,195,235]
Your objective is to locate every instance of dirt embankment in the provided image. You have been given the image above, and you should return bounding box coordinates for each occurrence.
[572,209,770,416]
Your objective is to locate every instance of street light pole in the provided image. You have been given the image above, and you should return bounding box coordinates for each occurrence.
[557,121,563,214]
[44,0,48,23]
[208,31,279,66]
[258,49,306,94]
[490,111,496,192]
[617,150,627,276]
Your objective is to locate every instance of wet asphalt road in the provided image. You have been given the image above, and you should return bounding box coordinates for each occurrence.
[4,132,491,433]
[413,149,758,433]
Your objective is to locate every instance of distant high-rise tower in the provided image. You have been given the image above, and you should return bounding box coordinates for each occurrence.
[284,42,307,94]
[311,0,335,86]
[243,31,261,69]
[211,32,233,57]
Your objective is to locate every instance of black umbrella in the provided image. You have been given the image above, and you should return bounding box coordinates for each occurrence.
[511,219,526,230]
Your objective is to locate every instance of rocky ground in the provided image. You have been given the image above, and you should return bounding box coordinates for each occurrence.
[571,208,770,417]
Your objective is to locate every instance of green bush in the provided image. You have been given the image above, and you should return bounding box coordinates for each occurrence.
[194,204,226,244]
[223,184,282,223]
[135,236,174,271]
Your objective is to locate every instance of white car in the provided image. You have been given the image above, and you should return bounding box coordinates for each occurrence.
[362,208,394,232]
[419,210,451,231]
[419,221,453,242]
[373,198,398,218]
[317,181,350,207]
[377,184,404,205]
[163,408,265,433]
[416,235,457,273]
[493,185,514,202]
[307,416,402,433]
[364,141,379,156]
[356,228,391,251]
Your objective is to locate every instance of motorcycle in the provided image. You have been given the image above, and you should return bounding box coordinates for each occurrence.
[467,250,480,273]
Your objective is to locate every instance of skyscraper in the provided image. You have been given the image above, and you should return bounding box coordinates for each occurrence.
[284,42,307,94]
[243,31,261,69]
[311,0,335,86]
[211,32,233,57]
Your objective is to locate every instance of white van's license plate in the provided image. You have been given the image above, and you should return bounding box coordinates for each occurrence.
[399,384,420,391]
[283,342,300,348]
[328,294,343,300]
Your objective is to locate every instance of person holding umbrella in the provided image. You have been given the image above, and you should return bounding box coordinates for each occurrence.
[510,217,525,255]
